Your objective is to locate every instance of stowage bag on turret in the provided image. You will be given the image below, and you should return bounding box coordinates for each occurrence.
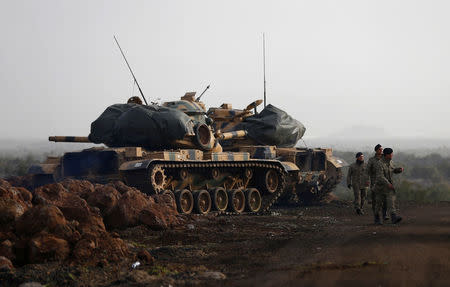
[88,104,195,149]
[237,104,306,147]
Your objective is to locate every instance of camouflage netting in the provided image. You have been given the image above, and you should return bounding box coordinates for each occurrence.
[237,104,306,147]
[88,104,195,149]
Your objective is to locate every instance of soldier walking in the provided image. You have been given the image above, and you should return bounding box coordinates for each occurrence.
[347,152,369,215]
[367,144,388,221]
[373,147,404,224]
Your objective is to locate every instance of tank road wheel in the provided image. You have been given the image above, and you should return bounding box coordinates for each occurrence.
[150,166,167,193]
[245,188,262,212]
[227,189,246,214]
[194,190,212,215]
[264,169,279,193]
[162,189,175,202]
[210,187,228,212]
[175,189,194,214]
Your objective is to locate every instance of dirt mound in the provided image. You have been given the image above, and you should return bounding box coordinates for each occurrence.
[0,179,180,268]
[105,189,154,229]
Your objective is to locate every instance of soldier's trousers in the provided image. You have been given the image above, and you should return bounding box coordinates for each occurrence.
[370,187,387,216]
[353,187,367,210]
[375,189,397,215]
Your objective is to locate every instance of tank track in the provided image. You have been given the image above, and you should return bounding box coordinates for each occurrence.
[122,160,286,215]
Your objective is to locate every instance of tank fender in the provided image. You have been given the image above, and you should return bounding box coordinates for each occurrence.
[28,164,59,175]
[327,156,348,168]
[119,159,158,171]
[280,161,300,172]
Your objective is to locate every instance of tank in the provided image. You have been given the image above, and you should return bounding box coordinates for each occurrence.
[28,94,292,215]
[206,99,344,204]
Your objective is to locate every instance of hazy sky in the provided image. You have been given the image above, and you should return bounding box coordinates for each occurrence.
[1,0,449,140]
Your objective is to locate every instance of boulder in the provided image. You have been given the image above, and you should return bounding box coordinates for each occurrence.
[87,185,121,216]
[34,183,105,235]
[28,233,70,263]
[107,181,137,195]
[0,240,15,261]
[139,208,168,231]
[60,179,94,200]
[0,198,26,225]
[137,249,155,265]
[104,189,152,229]
[0,256,14,272]
[15,205,75,242]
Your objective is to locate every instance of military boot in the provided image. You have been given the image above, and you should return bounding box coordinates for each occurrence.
[391,213,402,224]
[374,214,382,225]
[383,209,389,221]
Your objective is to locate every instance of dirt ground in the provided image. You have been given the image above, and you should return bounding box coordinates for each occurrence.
[2,200,450,287]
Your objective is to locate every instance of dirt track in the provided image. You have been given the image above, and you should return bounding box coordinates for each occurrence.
[3,201,450,286]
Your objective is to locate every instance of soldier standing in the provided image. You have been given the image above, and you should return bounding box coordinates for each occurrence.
[373,147,404,224]
[367,144,388,221]
[347,152,369,215]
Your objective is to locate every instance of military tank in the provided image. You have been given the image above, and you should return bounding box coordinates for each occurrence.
[206,99,344,205]
[29,93,289,215]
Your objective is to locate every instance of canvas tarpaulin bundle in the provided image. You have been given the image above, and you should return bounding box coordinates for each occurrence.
[88,104,195,149]
[237,104,306,147]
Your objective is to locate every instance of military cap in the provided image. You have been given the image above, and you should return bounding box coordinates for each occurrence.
[374,144,382,151]
[355,152,363,158]
[383,148,393,155]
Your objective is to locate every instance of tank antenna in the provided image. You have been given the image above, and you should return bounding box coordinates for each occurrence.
[263,33,267,108]
[195,84,210,102]
[113,35,149,105]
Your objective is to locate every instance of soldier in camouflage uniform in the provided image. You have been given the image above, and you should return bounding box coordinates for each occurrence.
[347,152,369,215]
[373,147,404,224]
[367,144,388,221]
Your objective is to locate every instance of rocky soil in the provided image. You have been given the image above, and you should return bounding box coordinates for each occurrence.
[1,178,449,286]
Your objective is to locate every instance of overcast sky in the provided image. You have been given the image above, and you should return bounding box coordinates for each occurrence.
[0,0,449,141]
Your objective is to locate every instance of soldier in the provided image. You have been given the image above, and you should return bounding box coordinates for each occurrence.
[347,152,369,215]
[373,147,404,225]
[127,96,143,105]
[367,144,388,221]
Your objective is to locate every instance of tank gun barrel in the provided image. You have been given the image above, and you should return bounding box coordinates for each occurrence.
[49,136,91,143]
[217,130,247,140]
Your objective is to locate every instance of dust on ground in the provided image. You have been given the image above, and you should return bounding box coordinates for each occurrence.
[2,200,450,287]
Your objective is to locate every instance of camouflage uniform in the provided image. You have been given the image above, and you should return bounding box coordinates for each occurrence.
[347,161,369,213]
[373,158,402,218]
[367,155,387,217]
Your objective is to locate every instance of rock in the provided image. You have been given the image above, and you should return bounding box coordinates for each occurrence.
[197,271,226,280]
[18,282,44,287]
[137,249,155,265]
[0,256,14,272]
[127,270,158,284]
[0,198,26,225]
[94,235,129,263]
[0,180,32,224]
[5,175,34,190]
[87,185,121,216]
[72,238,96,260]
[34,183,106,235]
[104,189,152,229]
[107,181,137,195]
[60,179,94,200]
[139,208,168,231]
[0,240,15,261]
[15,205,74,241]
[28,233,70,263]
